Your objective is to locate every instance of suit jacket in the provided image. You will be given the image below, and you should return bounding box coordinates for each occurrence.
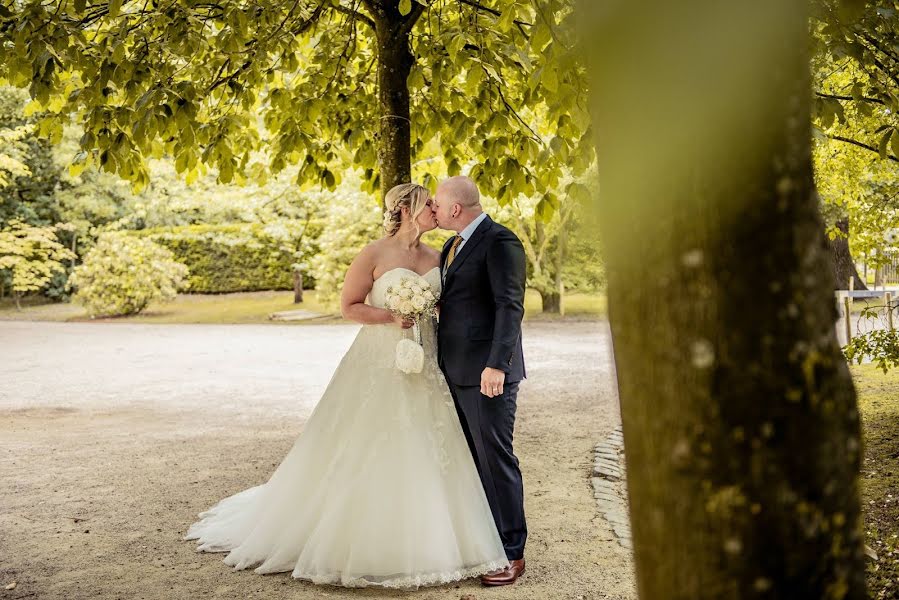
[438,215,527,386]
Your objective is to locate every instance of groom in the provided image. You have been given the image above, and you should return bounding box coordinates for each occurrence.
[432,176,528,586]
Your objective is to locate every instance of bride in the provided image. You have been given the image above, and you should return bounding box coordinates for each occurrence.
[183,183,509,588]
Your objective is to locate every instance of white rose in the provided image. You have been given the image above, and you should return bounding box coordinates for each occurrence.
[412,295,426,310]
[399,287,412,298]
[411,283,423,294]
[423,290,434,300]
[387,296,400,310]
[399,300,414,314]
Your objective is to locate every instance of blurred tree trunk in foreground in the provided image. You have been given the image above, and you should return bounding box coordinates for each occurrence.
[581,1,867,598]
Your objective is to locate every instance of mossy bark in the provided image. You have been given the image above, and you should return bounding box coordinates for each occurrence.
[582,1,867,597]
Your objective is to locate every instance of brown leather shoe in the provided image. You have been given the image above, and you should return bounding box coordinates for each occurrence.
[480,558,525,586]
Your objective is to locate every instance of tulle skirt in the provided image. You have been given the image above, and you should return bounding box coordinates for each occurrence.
[183,322,509,588]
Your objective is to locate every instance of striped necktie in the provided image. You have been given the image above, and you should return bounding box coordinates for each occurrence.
[444,235,463,271]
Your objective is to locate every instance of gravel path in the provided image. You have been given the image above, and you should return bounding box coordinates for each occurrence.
[0,321,636,600]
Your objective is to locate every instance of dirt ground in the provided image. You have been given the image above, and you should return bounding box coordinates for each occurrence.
[0,321,636,600]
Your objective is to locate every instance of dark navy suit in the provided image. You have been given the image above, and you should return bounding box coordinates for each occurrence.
[437,214,528,561]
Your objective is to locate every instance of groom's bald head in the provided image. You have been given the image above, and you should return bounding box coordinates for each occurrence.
[438,176,481,209]
[433,175,484,233]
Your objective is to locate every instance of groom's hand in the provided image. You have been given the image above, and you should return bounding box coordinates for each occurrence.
[480,367,506,398]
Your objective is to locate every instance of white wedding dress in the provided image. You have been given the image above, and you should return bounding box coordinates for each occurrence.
[184,267,509,588]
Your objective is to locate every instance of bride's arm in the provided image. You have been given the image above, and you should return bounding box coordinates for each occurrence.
[340,246,412,328]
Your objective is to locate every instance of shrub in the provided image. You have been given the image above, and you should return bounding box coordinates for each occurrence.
[0,219,75,309]
[69,233,189,317]
[130,222,320,293]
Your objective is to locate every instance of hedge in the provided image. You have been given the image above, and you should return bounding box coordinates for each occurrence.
[129,222,321,293]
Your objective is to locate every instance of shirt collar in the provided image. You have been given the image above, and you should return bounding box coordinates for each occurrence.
[459,212,488,242]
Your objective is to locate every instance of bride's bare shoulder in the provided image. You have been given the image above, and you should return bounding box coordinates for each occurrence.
[355,238,390,261]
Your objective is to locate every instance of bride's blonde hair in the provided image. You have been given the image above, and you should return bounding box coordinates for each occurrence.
[383,183,430,238]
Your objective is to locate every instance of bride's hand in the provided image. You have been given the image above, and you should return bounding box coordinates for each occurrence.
[391,313,415,329]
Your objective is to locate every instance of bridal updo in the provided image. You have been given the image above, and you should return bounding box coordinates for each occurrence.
[383,182,430,237]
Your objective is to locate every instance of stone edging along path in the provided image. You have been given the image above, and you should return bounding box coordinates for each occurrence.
[593,424,632,550]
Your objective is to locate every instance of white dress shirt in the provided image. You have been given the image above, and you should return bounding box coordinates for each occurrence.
[456,212,489,252]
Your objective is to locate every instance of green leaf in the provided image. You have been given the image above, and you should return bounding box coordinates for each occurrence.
[878,129,892,159]
[399,0,412,16]
[543,68,558,94]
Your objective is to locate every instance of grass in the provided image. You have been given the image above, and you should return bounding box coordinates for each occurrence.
[0,289,607,324]
[846,296,896,316]
[0,290,339,325]
[523,289,607,320]
[851,364,899,598]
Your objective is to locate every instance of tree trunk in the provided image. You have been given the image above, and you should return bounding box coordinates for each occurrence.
[555,212,568,317]
[293,268,304,304]
[14,292,21,311]
[374,10,415,204]
[829,217,866,291]
[540,290,561,314]
[583,1,866,598]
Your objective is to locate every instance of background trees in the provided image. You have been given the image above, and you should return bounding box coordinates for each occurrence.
[812,1,899,290]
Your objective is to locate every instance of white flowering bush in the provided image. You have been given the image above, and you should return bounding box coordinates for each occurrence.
[68,233,189,317]
[308,185,382,307]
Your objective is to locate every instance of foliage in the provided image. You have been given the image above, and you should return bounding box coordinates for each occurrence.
[844,327,899,374]
[812,1,899,163]
[0,86,66,227]
[128,222,319,293]
[0,0,591,209]
[0,218,74,307]
[814,137,899,264]
[68,233,189,316]
[0,121,30,186]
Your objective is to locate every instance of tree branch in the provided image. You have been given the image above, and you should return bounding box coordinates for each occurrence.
[332,2,375,29]
[399,1,427,34]
[852,32,899,90]
[816,91,885,106]
[457,0,533,27]
[829,134,899,163]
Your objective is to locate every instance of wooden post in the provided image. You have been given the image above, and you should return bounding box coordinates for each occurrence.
[844,296,852,343]
[848,276,854,312]
[887,292,894,331]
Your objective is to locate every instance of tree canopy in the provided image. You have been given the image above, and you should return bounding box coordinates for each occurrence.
[813,0,899,162]
[0,0,592,214]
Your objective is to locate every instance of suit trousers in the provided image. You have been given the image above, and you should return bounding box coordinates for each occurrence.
[447,380,527,561]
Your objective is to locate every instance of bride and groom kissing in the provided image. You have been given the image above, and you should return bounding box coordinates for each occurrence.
[185,175,529,589]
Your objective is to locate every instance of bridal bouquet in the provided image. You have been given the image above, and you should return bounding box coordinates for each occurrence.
[384,276,438,374]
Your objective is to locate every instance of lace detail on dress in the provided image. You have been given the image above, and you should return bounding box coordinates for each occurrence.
[291,557,510,589]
